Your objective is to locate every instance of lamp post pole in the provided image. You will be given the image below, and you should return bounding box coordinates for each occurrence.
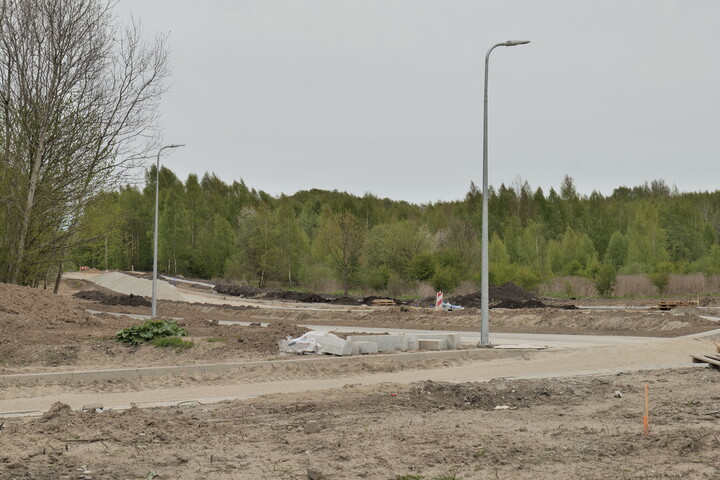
[152,144,186,318]
[480,40,530,346]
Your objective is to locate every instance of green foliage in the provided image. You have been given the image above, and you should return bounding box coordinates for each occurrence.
[69,168,720,299]
[365,265,390,290]
[647,262,672,294]
[431,265,462,293]
[151,336,194,351]
[626,203,670,271]
[314,208,366,295]
[364,221,431,279]
[115,320,188,345]
[604,231,629,270]
[593,264,617,297]
[409,252,436,281]
[487,263,542,291]
[547,227,598,277]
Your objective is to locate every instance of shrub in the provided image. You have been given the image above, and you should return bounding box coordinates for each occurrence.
[366,265,390,290]
[647,262,672,294]
[593,264,617,297]
[647,271,670,294]
[431,265,462,293]
[115,319,188,345]
[409,252,436,281]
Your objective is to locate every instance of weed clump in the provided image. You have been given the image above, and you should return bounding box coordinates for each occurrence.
[115,319,188,345]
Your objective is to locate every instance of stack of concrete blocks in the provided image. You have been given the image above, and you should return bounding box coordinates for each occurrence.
[326,333,462,356]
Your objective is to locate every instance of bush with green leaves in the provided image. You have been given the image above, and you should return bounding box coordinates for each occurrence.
[647,262,672,294]
[115,319,188,345]
[593,264,617,297]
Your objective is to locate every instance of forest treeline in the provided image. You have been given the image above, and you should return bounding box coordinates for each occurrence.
[72,169,720,296]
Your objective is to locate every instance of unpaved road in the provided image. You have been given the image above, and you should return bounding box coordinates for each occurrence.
[2,335,717,417]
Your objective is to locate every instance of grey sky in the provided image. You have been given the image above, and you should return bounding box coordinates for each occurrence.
[119,0,719,204]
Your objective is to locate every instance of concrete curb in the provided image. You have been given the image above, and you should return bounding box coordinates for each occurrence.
[0,347,524,385]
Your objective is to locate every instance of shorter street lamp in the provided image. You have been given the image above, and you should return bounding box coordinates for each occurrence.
[480,40,530,346]
[152,144,186,318]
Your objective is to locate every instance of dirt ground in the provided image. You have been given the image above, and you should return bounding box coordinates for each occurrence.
[1,278,719,479]
[1,279,718,374]
[2,368,719,479]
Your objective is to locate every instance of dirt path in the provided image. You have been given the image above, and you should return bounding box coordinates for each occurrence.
[2,336,715,417]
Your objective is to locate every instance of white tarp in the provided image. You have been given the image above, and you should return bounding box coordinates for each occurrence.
[279,331,348,355]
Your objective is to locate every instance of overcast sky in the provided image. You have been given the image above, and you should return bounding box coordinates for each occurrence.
[118,0,719,204]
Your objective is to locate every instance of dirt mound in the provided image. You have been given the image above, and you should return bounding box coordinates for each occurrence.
[40,402,73,421]
[214,283,370,306]
[73,290,151,307]
[447,282,545,309]
[0,282,100,327]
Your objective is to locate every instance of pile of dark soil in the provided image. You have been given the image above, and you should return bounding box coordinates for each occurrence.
[214,284,367,306]
[214,281,559,310]
[73,290,151,307]
[447,282,544,309]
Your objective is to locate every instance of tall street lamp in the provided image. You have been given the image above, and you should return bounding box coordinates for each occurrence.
[152,144,186,318]
[480,40,530,346]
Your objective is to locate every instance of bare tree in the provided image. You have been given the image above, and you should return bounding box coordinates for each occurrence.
[0,0,169,285]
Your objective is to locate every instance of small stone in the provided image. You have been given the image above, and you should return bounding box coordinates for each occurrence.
[304,420,321,434]
[307,467,323,480]
[614,390,623,398]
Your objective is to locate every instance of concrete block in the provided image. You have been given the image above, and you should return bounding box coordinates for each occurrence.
[418,339,448,351]
[354,341,379,354]
[414,334,462,350]
[346,335,408,352]
[316,335,353,356]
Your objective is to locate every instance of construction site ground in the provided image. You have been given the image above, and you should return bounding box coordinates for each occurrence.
[1,273,719,479]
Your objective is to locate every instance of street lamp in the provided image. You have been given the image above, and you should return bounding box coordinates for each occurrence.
[480,40,530,346]
[152,144,186,318]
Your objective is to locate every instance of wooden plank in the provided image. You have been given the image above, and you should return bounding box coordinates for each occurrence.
[371,299,395,306]
[690,354,720,368]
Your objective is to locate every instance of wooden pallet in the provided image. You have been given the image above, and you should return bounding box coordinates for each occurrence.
[371,299,395,307]
[658,300,693,310]
[690,353,720,369]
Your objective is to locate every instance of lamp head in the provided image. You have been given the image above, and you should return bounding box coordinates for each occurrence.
[505,40,531,46]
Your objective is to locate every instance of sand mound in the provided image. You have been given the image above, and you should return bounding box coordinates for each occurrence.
[89,272,184,301]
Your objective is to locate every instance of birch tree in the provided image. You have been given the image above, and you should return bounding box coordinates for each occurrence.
[0,0,168,285]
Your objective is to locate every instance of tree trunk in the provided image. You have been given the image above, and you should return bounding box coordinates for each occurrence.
[11,128,48,284]
[53,261,63,294]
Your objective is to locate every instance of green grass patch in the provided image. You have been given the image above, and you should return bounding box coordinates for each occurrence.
[205,337,226,343]
[151,336,194,351]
